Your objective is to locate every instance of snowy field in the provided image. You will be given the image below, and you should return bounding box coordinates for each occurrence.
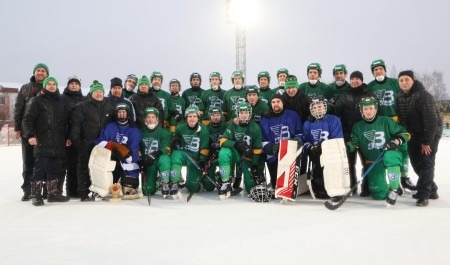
[1,140,449,265]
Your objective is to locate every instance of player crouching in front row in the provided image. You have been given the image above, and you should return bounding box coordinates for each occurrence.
[346,97,410,205]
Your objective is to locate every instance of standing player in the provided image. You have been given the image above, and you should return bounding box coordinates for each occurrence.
[222,70,246,122]
[328,64,350,114]
[150,71,171,127]
[201,72,226,125]
[257,71,273,104]
[299,63,331,100]
[167,78,186,135]
[182,72,204,110]
[273,68,289,95]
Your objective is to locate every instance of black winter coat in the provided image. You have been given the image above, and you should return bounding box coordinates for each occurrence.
[106,90,136,122]
[61,87,86,133]
[70,95,114,144]
[22,89,69,157]
[396,80,443,145]
[282,90,311,122]
[334,83,375,139]
[129,91,164,128]
[14,76,44,131]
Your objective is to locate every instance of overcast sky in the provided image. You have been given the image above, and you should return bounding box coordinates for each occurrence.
[1,0,449,95]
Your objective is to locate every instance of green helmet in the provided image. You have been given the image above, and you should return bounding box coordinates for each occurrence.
[169,78,181,89]
[150,71,163,82]
[235,102,252,125]
[144,107,160,117]
[190,72,202,83]
[333,64,347,75]
[276,68,289,78]
[185,105,200,117]
[359,96,378,121]
[209,71,222,84]
[257,71,271,83]
[231,70,245,83]
[245,85,259,95]
[307,63,322,76]
[370,59,386,72]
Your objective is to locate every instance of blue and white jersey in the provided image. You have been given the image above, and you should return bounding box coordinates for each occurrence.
[260,109,303,163]
[302,114,343,146]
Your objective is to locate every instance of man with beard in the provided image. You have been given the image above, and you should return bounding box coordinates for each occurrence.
[245,85,269,124]
[281,75,311,122]
[123,74,138,98]
[129,75,164,128]
[14,63,49,201]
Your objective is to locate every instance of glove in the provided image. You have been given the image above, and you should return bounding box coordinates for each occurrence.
[144,150,163,166]
[383,137,403,151]
[234,141,252,158]
[251,166,265,185]
[210,149,219,162]
[105,141,131,161]
[171,110,183,122]
[307,143,322,157]
[171,139,182,150]
[198,160,206,172]
[268,143,280,156]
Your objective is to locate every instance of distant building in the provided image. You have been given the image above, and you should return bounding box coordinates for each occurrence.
[0,85,19,122]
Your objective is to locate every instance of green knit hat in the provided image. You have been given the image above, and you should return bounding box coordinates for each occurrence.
[33,63,49,75]
[43,76,58,89]
[284,75,299,89]
[89,80,105,94]
[138,75,151,87]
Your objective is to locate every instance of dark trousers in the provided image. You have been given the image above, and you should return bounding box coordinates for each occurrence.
[64,145,79,196]
[408,135,440,199]
[31,156,65,182]
[347,149,365,189]
[77,142,95,194]
[267,162,278,188]
[20,138,35,193]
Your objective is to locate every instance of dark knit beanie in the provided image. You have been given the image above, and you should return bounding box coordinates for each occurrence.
[67,75,81,86]
[110,77,123,88]
[271,93,285,104]
[350,71,364,82]
[398,70,415,80]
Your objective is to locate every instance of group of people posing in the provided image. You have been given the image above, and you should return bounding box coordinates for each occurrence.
[14,59,443,207]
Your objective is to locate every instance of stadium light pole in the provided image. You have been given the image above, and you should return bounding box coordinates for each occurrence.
[226,0,258,84]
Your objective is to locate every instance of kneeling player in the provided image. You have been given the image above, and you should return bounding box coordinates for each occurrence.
[347,97,410,205]
[207,107,228,189]
[170,106,210,194]
[140,107,172,196]
[95,103,142,199]
[218,102,264,199]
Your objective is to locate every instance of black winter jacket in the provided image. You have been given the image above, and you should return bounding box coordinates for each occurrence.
[14,76,44,132]
[22,89,69,157]
[106,90,136,122]
[282,90,311,122]
[396,80,443,145]
[129,91,164,128]
[334,83,375,139]
[69,95,114,144]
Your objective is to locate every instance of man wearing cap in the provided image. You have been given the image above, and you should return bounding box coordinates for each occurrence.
[14,63,49,201]
[328,64,350,113]
[106,77,136,122]
[299,63,331,101]
[335,71,375,195]
[61,76,86,197]
[23,77,71,206]
[70,81,114,201]
[281,75,311,122]
[396,70,443,207]
[368,59,416,192]
[123,74,138,99]
[260,94,303,191]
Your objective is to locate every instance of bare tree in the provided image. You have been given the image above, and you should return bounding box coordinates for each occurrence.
[416,71,448,100]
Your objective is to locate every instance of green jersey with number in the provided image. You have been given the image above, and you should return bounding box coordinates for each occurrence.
[220,121,263,165]
[140,126,171,156]
[368,77,400,117]
[201,88,226,120]
[153,89,171,120]
[174,123,210,161]
[222,88,246,121]
[167,95,186,129]
[350,115,409,161]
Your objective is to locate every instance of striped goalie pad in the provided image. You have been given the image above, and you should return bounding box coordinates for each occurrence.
[320,138,351,197]
[275,140,302,201]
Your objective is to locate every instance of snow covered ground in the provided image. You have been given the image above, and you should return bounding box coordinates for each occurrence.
[1,140,449,265]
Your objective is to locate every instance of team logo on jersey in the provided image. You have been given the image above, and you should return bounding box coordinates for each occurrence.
[210,133,222,149]
[188,96,201,106]
[209,96,223,109]
[373,89,394,107]
[260,98,268,104]
[230,96,246,111]
[363,130,386,150]
[115,133,128,144]
[182,135,200,152]
[270,125,290,142]
[310,129,329,143]
[253,114,262,122]
[142,138,159,153]
[159,98,166,109]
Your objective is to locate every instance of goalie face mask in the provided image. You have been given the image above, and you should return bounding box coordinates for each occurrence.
[248,185,271,203]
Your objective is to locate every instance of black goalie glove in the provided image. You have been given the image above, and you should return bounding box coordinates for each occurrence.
[251,166,265,185]
[307,143,322,158]
[234,140,252,158]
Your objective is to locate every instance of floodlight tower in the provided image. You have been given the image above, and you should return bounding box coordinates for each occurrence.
[227,0,257,83]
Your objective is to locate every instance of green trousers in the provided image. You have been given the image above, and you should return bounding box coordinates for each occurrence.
[141,154,171,196]
[365,150,402,200]
[218,147,256,193]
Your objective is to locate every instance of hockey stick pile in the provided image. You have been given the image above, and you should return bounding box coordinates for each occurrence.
[324,151,385,210]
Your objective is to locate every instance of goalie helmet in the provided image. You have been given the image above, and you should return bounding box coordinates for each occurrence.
[359,96,378,122]
[309,96,328,120]
[248,185,271,202]
[236,102,252,126]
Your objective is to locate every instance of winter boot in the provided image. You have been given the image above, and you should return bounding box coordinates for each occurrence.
[42,182,48,199]
[21,191,31,201]
[79,190,91,202]
[121,175,140,200]
[31,181,44,206]
[416,198,429,207]
[169,182,179,195]
[218,179,231,196]
[359,178,370,197]
[386,189,398,206]
[429,191,439,200]
[401,177,417,191]
[47,179,70,202]
[161,182,170,196]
